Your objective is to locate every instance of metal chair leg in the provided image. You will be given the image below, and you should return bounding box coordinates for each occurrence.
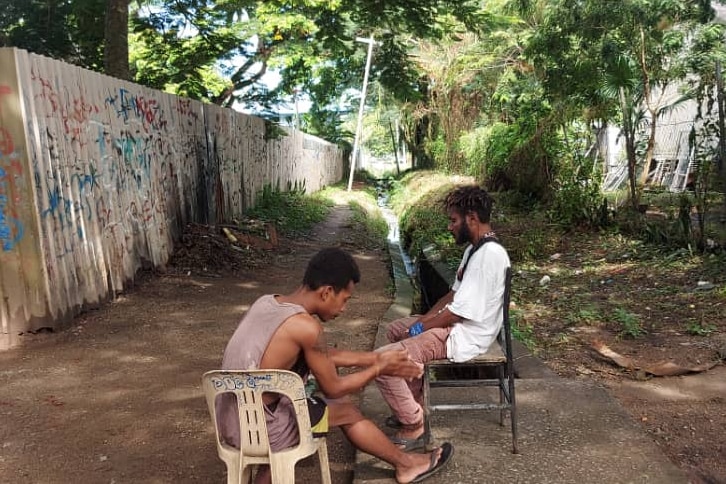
[422,365,435,450]
[509,370,518,454]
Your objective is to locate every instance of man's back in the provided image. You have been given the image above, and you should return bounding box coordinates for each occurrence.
[222,295,306,371]
[217,295,309,450]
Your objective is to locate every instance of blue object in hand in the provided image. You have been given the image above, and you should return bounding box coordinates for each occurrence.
[408,321,425,337]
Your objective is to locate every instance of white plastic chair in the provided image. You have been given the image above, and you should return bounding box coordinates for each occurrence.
[202,369,332,484]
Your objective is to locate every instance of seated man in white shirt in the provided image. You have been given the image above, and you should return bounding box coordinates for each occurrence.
[375,185,511,450]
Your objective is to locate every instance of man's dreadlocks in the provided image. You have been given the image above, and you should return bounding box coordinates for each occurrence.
[443,185,494,223]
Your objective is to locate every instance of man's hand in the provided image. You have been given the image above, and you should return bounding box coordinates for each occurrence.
[375,349,423,379]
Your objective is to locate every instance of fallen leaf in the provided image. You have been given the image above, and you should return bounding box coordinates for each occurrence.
[591,340,721,377]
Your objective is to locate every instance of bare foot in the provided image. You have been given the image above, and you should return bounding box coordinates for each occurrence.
[395,447,441,483]
[395,443,454,483]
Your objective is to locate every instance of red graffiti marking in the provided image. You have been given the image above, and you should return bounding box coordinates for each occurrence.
[0,85,17,156]
[7,159,22,176]
[0,127,14,156]
[30,71,100,136]
[175,98,199,120]
[142,199,154,223]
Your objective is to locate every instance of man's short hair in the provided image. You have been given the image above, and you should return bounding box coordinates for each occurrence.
[303,247,361,292]
[444,185,493,223]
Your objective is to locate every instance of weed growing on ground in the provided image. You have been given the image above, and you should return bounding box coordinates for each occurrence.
[348,200,388,249]
[319,184,390,250]
[685,321,717,336]
[510,309,537,351]
[614,307,645,339]
[565,306,602,326]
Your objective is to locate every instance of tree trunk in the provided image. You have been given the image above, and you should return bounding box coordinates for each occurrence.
[620,87,640,210]
[639,112,658,187]
[717,61,726,224]
[104,0,130,80]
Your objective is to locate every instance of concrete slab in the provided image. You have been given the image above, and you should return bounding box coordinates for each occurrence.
[355,375,688,484]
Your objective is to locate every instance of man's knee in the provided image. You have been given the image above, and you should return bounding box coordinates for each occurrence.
[328,400,365,427]
[386,317,416,342]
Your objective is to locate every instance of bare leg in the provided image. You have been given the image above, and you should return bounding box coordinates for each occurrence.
[329,400,444,483]
[254,465,271,484]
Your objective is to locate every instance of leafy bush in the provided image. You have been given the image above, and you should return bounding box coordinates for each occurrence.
[399,202,453,259]
[613,202,692,250]
[548,152,607,228]
[458,124,491,177]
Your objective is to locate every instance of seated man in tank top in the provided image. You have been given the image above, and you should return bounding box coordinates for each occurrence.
[375,185,511,451]
[216,247,454,484]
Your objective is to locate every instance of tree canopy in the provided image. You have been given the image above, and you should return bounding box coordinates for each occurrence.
[2,0,726,222]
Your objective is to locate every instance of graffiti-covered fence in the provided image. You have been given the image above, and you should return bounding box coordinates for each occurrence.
[0,48,344,349]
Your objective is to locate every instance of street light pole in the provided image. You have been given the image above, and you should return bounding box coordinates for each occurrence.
[347,35,376,191]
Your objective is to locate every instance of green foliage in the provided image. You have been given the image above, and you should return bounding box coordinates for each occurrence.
[549,152,606,228]
[484,73,558,200]
[485,122,521,177]
[399,202,453,259]
[424,135,450,171]
[388,173,458,264]
[524,0,715,209]
[565,306,602,326]
[614,307,645,339]
[347,200,389,250]
[0,0,105,71]
[317,182,389,250]
[613,199,694,250]
[685,321,716,336]
[458,124,491,177]
[510,309,536,351]
[505,223,552,262]
[246,183,332,237]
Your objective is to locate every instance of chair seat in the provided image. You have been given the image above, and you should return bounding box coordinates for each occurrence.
[427,342,506,366]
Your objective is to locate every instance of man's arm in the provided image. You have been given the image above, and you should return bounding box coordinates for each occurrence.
[289,315,421,399]
[417,305,461,332]
[425,290,455,316]
[406,290,460,333]
[327,348,376,368]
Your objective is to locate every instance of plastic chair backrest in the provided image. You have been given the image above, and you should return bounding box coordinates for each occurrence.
[205,370,312,451]
[202,369,330,484]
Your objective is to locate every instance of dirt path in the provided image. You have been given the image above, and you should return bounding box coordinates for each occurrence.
[0,203,391,484]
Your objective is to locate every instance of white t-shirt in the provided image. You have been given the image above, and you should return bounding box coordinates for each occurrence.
[445,241,511,362]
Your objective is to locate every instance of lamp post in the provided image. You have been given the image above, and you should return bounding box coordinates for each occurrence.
[347,35,376,191]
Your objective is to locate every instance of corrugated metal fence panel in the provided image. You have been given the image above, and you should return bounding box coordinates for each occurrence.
[20,52,209,321]
[1,48,343,348]
[0,49,49,348]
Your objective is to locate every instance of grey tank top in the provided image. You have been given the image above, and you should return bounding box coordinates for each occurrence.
[216,294,307,451]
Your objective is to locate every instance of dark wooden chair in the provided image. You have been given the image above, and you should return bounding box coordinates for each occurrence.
[422,267,518,453]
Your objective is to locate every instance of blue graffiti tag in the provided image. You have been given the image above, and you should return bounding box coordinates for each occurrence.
[0,192,24,251]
